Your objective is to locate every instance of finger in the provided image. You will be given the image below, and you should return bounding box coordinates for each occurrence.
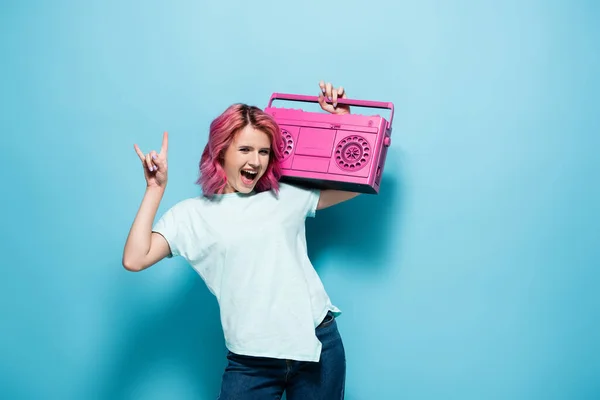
[160,131,168,156]
[317,91,326,108]
[319,80,326,94]
[150,150,162,171]
[150,150,159,171]
[154,155,166,172]
[318,91,326,106]
[318,91,333,112]
[332,88,339,108]
[145,153,152,172]
[151,151,159,171]
[338,86,350,112]
[151,151,167,171]
[145,153,155,172]
[134,144,146,162]
[325,82,333,100]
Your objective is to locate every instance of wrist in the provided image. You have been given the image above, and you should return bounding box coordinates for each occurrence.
[145,185,166,196]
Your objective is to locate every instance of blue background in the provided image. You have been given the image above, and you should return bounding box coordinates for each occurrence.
[2,0,599,399]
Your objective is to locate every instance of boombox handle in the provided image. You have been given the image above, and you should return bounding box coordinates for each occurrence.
[267,93,394,130]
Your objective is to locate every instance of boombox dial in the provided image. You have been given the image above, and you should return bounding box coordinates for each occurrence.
[279,129,294,161]
[336,135,370,171]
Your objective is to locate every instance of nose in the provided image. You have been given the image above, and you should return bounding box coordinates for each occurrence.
[248,151,260,167]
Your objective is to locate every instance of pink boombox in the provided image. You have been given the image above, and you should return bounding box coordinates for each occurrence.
[264,93,395,194]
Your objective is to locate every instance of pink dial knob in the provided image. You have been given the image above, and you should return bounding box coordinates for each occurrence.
[384,136,391,147]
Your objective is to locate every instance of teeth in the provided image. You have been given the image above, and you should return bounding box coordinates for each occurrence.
[242,170,257,175]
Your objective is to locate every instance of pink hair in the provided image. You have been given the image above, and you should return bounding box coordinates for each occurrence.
[197,103,283,197]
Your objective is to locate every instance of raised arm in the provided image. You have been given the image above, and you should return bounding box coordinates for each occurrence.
[317,190,360,210]
[315,80,362,210]
[122,132,172,272]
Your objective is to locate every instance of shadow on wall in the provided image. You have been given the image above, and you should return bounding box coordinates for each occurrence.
[98,267,226,400]
[305,169,404,273]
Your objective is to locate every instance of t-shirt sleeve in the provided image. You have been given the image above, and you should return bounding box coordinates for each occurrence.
[305,187,320,218]
[151,199,218,278]
[280,183,321,219]
[152,202,184,258]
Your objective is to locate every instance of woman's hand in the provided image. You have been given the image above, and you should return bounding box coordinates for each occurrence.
[133,131,169,189]
[318,80,351,115]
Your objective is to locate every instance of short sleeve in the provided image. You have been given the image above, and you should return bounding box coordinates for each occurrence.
[305,187,320,218]
[279,183,321,219]
[152,204,183,258]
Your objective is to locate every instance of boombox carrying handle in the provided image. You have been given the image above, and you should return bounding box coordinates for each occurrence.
[267,93,395,130]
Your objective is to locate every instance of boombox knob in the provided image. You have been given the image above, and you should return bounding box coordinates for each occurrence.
[384,136,391,147]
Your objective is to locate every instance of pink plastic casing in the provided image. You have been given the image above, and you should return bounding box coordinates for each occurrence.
[265,93,395,194]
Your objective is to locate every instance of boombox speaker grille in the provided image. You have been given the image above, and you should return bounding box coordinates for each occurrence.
[279,129,294,161]
[335,135,370,171]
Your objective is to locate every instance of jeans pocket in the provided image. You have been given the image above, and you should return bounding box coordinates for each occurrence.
[317,312,335,329]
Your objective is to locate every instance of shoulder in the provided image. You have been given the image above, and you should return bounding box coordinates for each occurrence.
[157,196,207,222]
[166,196,203,212]
[272,182,321,218]
[276,182,320,198]
[153,195,214,235]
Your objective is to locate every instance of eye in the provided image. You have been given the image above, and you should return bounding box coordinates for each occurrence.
[260,149,270,155]
[239,147,249,153]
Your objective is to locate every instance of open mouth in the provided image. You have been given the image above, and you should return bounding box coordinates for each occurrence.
[240,169,258,186]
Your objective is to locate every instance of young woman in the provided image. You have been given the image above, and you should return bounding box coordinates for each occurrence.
[123,81,360,399]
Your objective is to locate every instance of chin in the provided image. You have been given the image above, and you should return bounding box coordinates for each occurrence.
[233,180,258,193]
[236,185,254,193]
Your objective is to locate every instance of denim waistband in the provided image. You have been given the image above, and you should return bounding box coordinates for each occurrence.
[317,311,335,328]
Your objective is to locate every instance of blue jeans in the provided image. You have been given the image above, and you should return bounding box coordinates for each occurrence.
[216,312,346,399]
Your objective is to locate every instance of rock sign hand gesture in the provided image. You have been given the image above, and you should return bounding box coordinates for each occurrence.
[134,131,169,189]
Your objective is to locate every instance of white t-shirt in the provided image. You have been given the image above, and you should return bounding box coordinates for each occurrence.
[152,182,341,362]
